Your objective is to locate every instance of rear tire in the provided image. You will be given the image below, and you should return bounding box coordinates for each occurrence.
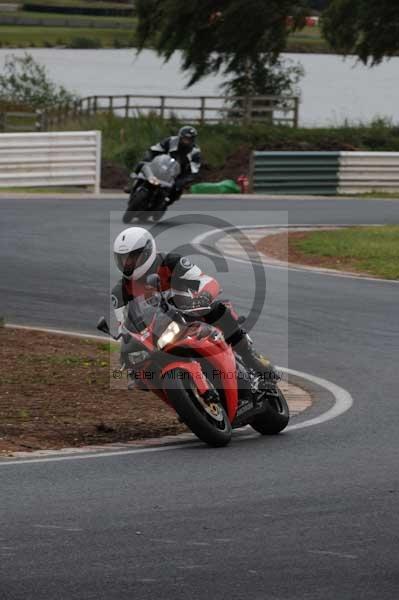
[163,369,232,447]
[251,385,289,435]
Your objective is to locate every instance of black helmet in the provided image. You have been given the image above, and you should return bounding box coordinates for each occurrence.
[178,125,197,152]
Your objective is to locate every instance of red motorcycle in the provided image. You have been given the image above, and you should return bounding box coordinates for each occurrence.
[97,275,289,447]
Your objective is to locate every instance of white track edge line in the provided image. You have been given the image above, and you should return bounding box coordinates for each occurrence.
[282,367,353,431]
[0,363,353,466]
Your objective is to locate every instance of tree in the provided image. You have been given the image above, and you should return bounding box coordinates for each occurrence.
[308,0,328,12]
[322,0,399,64]
[222,57,303,98]
[0,53,78,108]
[135,0,308,90]
[221,55,303,122]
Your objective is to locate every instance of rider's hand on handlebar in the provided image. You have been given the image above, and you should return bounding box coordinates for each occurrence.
[172,292,213,313]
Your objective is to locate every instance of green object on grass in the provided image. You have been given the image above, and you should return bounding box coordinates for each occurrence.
[190,179,241,194]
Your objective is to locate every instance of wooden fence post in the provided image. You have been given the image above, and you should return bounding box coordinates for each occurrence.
[125,95,129,118]
[160,96,165,119]
[35,110,42,131]
[244,96,253,124]
[200,97,206,124]
[109,96,113,113]
[72,100,79,120]
[293,97,299,128]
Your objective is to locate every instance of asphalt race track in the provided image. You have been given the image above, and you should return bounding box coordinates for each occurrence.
[1,195,399,600]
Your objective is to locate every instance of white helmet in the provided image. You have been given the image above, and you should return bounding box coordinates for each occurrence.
[113,227,156,280]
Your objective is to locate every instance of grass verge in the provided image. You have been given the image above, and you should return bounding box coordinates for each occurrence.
[0,25,136,47]
[290,226,399,279]
[0,23,330,51]
[0,186,95,193]
[288,26,331,53]
[0,327,309,454]
[0,10,136,23]
[354,192,399,200]
[0,327,187,454]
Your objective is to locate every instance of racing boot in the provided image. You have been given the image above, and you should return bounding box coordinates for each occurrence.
[233,332,280,383]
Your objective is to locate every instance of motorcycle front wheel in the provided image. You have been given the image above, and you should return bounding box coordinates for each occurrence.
[163,369,232,447]
[251,385,289,435]
[152,204,167,222]
[122,187,149,224]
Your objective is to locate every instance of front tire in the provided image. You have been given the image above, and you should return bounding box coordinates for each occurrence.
[122,187,149,224]
[251,385,289,435]
[163,369,232,447]
[152,204,167,222]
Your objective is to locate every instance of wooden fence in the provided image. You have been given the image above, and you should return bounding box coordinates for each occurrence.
[40,94,299,129]
[77,94,300,127]
[1,94,300,131]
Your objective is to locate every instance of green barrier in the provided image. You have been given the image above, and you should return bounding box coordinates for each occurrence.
[190,179,241,194]
[251,151,340,195]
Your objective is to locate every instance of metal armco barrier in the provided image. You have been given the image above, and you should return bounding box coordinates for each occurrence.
[0,131,102,192]
[251,152,340,195]
[251,151,399,195]
[339,152,399,194]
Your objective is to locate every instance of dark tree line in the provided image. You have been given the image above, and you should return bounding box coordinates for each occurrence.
[322,0,399,64]
[134,0,399,100]
[308,0,328,11]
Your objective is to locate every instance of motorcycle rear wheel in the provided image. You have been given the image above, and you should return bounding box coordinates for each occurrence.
[251,385,289,435]
[163,369,232,447]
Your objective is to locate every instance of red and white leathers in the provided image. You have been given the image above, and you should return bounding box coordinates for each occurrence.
[111,252,245,344]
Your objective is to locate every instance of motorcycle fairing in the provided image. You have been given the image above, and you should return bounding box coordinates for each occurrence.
[160,360,209,396]
[164,326,239,422]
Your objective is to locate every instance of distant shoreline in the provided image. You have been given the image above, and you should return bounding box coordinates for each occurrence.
[0,22,332,52]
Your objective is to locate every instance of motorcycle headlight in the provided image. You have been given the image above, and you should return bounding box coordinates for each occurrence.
[157,321,182,349]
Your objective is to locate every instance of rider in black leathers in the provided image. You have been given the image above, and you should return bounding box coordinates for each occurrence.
[129,125,201,204]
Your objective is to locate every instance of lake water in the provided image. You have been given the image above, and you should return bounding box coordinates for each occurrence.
[1,48,398,126]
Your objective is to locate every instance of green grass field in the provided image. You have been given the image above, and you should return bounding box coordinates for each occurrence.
[0,9,136,23]
[291,226,399,279]
[0,22,329,51]
[22,0,132,9]
[288,26,330,53]
[0,25,136,47]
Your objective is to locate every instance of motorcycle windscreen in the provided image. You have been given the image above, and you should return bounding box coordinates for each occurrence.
[126,296,175,336]
[147,155,181,186]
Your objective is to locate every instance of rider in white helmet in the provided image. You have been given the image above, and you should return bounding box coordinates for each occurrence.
[112,226,276,378]
[113,226,156,283]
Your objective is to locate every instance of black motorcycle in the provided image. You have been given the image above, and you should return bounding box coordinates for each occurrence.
[123,155,181,224]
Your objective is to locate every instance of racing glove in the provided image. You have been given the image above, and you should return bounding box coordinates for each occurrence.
[172,292,213,314]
